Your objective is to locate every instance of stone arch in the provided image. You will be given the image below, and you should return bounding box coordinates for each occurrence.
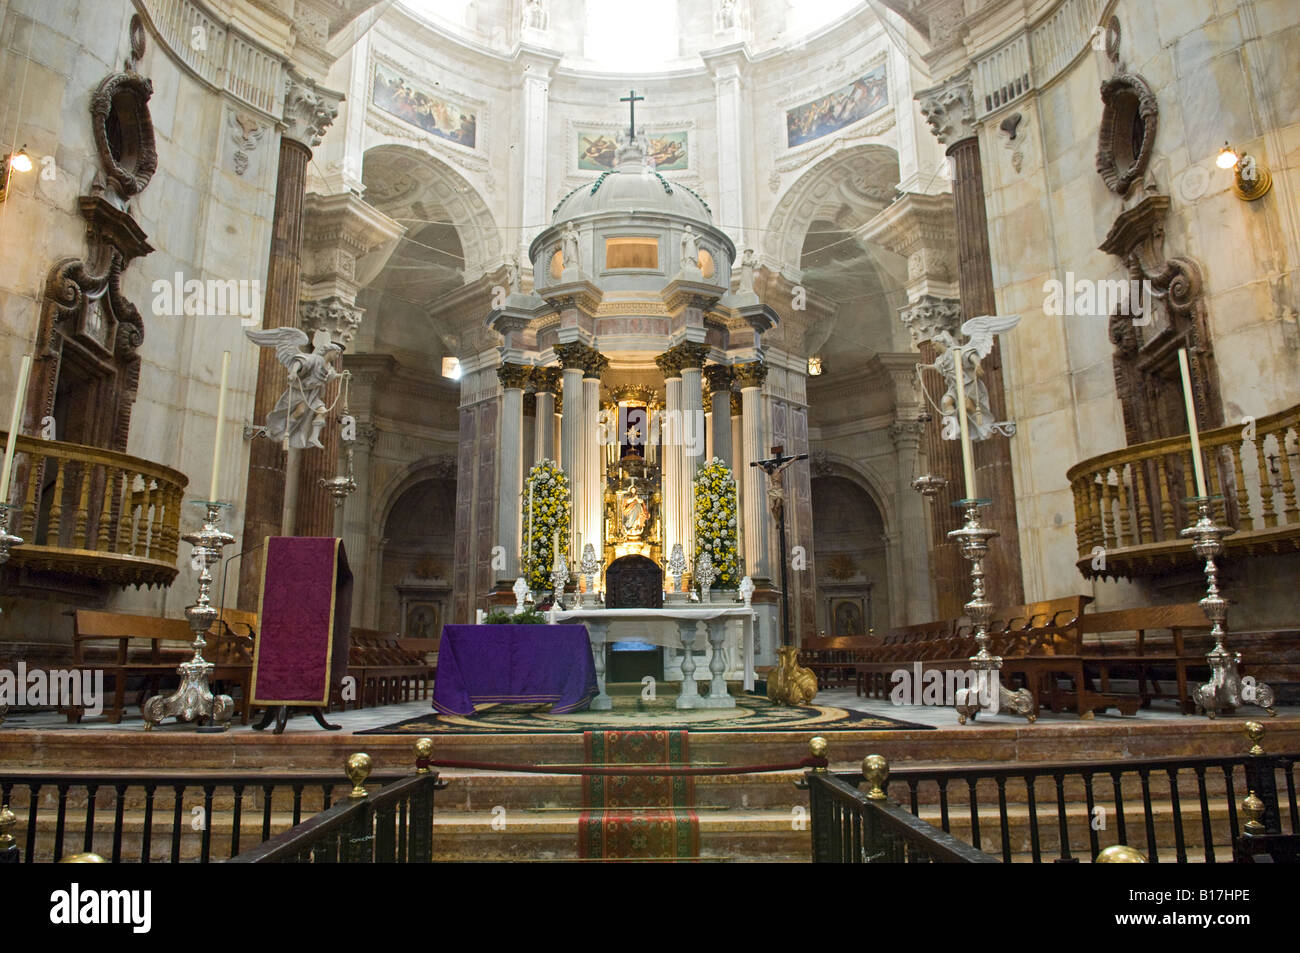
[810,451,895,538]
[372,453,459,531]
[360,143,501,281]
[764,143,902,276]
[810,462,894,634]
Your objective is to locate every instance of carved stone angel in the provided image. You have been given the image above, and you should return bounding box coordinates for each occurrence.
[922,314,1020,442]
[245,327,343,449]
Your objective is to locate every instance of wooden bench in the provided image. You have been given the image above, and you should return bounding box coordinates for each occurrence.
[68,609,257,724]
[798,636,874,689]
[343,629,434,709]
[1077,604,1212,713]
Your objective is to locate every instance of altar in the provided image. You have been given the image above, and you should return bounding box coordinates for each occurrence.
[554,605,756,710]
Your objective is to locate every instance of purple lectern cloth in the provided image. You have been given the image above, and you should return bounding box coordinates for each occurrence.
[432,624,598,715]
[250,537,352,706]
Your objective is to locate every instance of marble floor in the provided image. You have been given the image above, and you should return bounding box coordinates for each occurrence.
[2,685,1287,734]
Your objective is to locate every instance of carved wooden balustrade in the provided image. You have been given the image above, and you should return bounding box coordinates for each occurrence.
[1067,404,1300,579]
[1,433,187,588]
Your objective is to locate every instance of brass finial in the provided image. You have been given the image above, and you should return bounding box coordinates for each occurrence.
[1096,845,1147,863]
[1244,721,1265,756]
[58,852,106,863]
[346,752,372,799]
[414,737,434,774]
[862,754,889,800]
[1241,791,1266,833]
[809,736,828,772]
[0,803,15,850]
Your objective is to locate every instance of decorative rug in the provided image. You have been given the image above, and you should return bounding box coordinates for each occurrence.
[357,691,934,735]
[578,730,699,861]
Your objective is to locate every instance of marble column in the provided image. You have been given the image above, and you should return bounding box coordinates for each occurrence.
[704,364,733,468]
[496,363,530,581]
[555,342,588,558]
[889,418,935,624]
[655,349,685,568]
[735,361,770,580]
[342,422,377,626]
[582,352,607,563]
[238,76,340,609]
[678,343,709,561]
[918,70,1025,608]
[533,366,560,464]
[730,390,743,538]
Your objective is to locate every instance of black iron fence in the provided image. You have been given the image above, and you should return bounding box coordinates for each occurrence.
[0,746,443,864]
[804,727,1298,863]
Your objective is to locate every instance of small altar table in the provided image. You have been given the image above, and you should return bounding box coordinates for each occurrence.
[431,624,598,715]
[554,605,757,710]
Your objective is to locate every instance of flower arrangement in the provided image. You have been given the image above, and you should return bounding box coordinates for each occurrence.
[522,459,571,590]
[692,457,739,589]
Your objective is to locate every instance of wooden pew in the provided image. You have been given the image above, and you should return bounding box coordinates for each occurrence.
[1077,604,1211,713]
[68,609,256,724]
[345,629,434,709]
[798,636,875,690]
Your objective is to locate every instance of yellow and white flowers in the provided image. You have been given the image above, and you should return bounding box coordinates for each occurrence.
[522,459,571,590]
[692,457,739,589]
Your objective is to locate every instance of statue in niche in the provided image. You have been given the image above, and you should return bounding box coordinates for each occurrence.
[738,248,756,293]
[681,225,701,271]
[244,327,344,449]
[504,255,520,292]
[920,314,1021,442]
[619,477,650,539]
[717,0,738,31]
[523,0,548,30]
[561,221,580,272]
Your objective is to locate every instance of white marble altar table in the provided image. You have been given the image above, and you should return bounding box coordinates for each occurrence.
[553,605,756,710]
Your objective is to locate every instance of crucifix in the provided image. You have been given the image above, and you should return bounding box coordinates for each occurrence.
[620,89,644,140]
[751,445,808,648]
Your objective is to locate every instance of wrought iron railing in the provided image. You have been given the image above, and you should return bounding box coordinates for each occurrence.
[0,748,442,863]
[0,431,188,587]
[807,729,1297,863]
[803,768,997,863]
[1066,403,1300,579]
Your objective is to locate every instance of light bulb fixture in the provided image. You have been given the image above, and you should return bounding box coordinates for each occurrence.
[807,356,823,376]
[0,145,32,202]
[1218,141,1272,201]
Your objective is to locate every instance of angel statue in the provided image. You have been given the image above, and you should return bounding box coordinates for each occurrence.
[244,327,344,449]
[920,314,1021,442]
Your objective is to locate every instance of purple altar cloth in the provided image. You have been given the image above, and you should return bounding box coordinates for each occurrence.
[431,624,598,716]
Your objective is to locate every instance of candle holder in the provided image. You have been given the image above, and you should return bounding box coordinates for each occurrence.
[948,499,1036,725]
[143,501,236,731]
[695,551,717,604]
[910,473,949,500]
[512,576,529,613]
[549,546,569,610]
[666,542,688,604]
[579,543,600,607]
[1180,497,1276,718]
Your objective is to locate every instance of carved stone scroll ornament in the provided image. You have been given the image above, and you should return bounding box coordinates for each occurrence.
[1096,73,1159,195]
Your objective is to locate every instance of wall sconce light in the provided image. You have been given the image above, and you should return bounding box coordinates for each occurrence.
[807,356,823,376]
[1218,141,1271,201]
[0,145,32,201]
[441,356,462,380]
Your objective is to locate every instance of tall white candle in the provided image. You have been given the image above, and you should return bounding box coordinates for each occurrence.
[952,347,977,500]
[209,350,230,502]
[1177,348,1207,498]
[1,355,32,504]
[527,477,534,574]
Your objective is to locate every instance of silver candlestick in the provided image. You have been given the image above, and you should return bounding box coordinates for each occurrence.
[695,551,716,604]
[1180,497,1275,718]
[550,545,570,610]
[949,499,1036,725]
[667,542,687,593]
[143,501,236,731]
[580,542,600,606]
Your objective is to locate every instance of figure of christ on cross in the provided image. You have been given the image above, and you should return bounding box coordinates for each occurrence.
[620,89,644,140]
[751,445,809,648]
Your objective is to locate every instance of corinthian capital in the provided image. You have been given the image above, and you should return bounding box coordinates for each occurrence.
[899,295,962,347]
[283,70,342,150]
[300,296,363,347]
[916,70,976,148]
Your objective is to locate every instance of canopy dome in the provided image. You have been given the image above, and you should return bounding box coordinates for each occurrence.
[550,132,714,226]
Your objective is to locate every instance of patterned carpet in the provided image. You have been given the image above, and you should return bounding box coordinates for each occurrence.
[357,690,933,734]
[578,730,698,861]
